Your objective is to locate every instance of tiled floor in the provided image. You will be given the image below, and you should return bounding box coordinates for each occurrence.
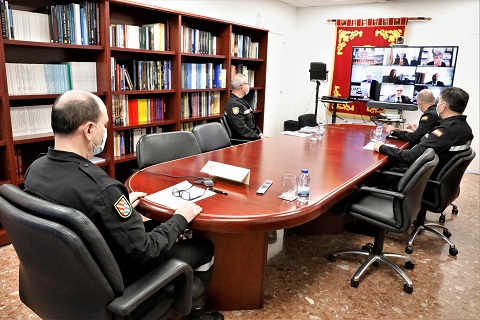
[1,174,479,319]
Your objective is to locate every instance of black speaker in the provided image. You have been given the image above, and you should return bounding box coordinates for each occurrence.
[369,80,381,101]
[309,62,327,81]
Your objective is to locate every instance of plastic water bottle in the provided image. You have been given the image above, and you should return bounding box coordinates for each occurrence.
[375,123,383,141]
[316,122,325,140]
[297,169,310,204]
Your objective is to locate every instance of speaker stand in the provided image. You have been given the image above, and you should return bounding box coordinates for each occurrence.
[314,80,321,118]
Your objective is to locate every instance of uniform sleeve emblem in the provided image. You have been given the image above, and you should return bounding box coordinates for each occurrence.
[431,129,443,137]
[232,107,240,115]
[114,195,132,218]
[421,115,428,121]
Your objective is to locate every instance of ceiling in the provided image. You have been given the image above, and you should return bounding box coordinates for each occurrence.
[277,0,426,7]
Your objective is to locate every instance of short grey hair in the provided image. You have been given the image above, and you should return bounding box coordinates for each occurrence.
[230,73,248,89]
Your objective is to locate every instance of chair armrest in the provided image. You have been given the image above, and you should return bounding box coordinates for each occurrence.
[377,170,405,179]
[107,259,193,316]
[230,138,250,145]
[353,186,406,200]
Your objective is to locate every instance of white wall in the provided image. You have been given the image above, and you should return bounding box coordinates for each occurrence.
[136,0,479,173]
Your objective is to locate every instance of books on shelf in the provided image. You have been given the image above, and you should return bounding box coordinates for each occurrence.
[244,90,258,110]
[111,59,172,91]
[113,127,163,157]
[10,104,53,137]
[231,33,259,58]
[180,92,220,119]
[110,21,169,50]
[6,62,97,95]
[231,63,255,86]
[1,1,99,45]
[181,63,225,89]
[112,94,166,126]
[181,25,216,54]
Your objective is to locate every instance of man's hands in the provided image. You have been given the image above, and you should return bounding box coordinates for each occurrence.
[175,202,203,223]
[129,192,147,208]
[374,141,384,152]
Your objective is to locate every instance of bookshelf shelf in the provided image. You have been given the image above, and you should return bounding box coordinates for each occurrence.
[0,0,268,244]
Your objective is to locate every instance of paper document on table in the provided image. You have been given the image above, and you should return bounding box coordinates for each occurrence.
[363,142,396,151]
[280,131,311,137]
[144,180,214,210]
[299,126,317,133]
[200,160,250,184]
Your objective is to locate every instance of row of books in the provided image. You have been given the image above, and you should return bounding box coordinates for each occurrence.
[181,25,217,54]
[6,62,97,95]
[110,22,170,50]
[1,1,100,45]
[181,63,226,89]
[112,95,166,126]
[180,91,221,119]
[113,127,162,157]
[231,64,255,86]
[231,33,259,59]
[181,120,207,132]
[10,104,52,138]
[111,59,172,91]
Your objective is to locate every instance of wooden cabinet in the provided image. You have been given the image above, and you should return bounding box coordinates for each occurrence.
[0,0,268,245]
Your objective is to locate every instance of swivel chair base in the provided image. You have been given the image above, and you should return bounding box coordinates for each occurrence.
[405,209,458,256]
[328,230,415,294]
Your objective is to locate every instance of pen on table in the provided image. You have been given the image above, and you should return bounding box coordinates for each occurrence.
[209,188,228,195]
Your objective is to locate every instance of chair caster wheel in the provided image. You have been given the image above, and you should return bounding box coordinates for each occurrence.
[443,229,452,238]
[405,245,414,254]
[404,284,413,294]
[373,261,379,267]
[439,215,446,223]
[405,261,415,270]
[350,279,359,288]
[361,243,374,252]
[449,247,458,256]
[452,207,458,215]
[328,254,337,262]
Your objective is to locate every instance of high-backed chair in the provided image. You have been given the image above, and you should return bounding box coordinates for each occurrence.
[219,115,250,145]
[328,148,438,293]
[192,122,232,152]
[136,131,201,169]
[298,113,317,128]
[0,184,201,320]
[405,148,476,256]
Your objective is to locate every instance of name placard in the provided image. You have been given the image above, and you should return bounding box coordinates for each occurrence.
[200,160,250,184]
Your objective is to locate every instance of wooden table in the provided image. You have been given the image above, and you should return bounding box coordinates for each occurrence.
[126,124,408,311]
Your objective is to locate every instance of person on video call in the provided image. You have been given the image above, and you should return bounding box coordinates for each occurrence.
[384,86,412,103]
[383,68,398,83]
[394,52,409,66]
[426,73,445,86]
[386,89,439,144]
[427,50,447,67]
[225,73,265,140]
[24,90,224,320]
[362,74,373,83]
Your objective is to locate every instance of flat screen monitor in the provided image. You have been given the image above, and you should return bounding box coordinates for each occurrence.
[348,45,459,105]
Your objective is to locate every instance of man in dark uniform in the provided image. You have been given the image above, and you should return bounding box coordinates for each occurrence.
[225,73,264,140]
[386,89,439,144]
[374,87,473,179]
[24,90,223,320]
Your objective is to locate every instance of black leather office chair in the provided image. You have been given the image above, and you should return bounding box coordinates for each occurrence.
[0,183,203,320]
[405,148,476,256]
[136,131,201,169]
[328,148,438,293]
[219,115,249,145]
[298,113,317,128]
[192,122,232,152]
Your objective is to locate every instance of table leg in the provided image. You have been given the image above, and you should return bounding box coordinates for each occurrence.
[195,231,268,311]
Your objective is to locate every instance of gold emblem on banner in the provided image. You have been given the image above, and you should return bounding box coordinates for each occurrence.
[337,30,363,55]
[375,29,403,45]
[332,86,354,111]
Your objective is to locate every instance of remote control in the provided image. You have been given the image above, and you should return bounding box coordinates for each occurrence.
[256,180,273,194]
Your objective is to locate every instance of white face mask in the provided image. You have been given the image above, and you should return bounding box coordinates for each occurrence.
[243,84,250,96]
[91,123,107,155]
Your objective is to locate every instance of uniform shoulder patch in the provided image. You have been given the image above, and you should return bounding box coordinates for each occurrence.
[421,115,429,121]
[431,129,443,137]
[114,195,132,218]
[232,107,240,115]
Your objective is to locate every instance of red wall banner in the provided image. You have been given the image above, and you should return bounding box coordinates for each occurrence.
[329,18,408,118]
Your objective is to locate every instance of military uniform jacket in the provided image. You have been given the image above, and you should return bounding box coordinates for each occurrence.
[380,115,473,178]
[225,94,262,140]
[24,148,188,283]
[391,105,439,144]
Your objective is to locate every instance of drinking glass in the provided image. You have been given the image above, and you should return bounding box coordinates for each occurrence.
[370,129,377,142]
[281,174,297,198]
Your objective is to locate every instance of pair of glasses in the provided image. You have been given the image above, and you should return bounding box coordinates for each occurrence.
[397,89,403,92]
[172,185,207,201]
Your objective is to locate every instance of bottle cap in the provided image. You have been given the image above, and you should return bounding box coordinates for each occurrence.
[301,169,308,173]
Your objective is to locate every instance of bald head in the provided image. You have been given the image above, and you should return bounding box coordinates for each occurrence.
[52,90,106,135]
[416,89,436,111]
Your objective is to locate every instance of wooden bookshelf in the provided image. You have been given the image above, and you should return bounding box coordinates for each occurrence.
[0,0,268,245]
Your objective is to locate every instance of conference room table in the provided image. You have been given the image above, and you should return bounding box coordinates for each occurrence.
[126,124,409,311]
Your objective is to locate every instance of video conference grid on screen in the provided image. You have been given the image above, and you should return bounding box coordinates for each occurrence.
[348,46,459,104]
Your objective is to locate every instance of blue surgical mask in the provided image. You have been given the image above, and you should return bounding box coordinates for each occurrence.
[91,123,107,155]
